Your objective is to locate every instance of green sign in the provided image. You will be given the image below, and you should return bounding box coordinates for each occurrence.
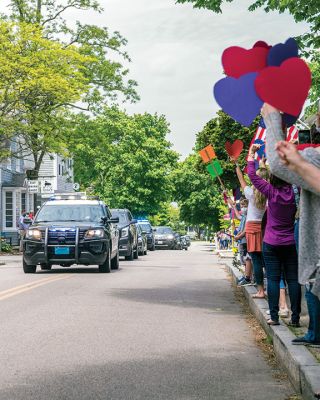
[206,159,223,179]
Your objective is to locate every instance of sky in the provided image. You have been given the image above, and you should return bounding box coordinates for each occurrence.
[1,0,310,158]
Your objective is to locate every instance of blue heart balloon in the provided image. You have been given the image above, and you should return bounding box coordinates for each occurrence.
[213,72,263,127]
[267,38,299,67]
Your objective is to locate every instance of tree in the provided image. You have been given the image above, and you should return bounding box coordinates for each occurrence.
[175,0,319,51]
[171,154,222,231]
[4,0,139,108]
[72,107,179,215]
[0,1,139,166]
[195,110,256,188]
[0,21,91,168]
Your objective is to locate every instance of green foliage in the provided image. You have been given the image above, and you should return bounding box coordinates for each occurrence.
[0,21,91,165]
[149,203,186,233]
[305,52,320,117]
[171,111,257,230]
[0,1,139,165]
[0,239,12,253]
[72,107,179,216]
[195,110,256,189]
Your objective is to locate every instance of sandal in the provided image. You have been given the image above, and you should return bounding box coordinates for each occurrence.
[267,319,280,326]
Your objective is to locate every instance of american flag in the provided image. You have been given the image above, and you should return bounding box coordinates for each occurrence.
[247,125,299,161]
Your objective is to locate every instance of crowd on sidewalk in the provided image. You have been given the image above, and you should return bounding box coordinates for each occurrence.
[224,105,320,347]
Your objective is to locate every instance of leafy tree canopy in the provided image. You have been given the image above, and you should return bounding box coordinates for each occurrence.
[71,107,179,215]
[0,21,91,168]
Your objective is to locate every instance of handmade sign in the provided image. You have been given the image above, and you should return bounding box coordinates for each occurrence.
[213,38,311,128]
[222,46,269,78]
[254,57,312,117]
[267,38,299,67]
[214,72,263,127]
[207,159,223,178]
[253,41,271,50]
[199,144,216,163]
[225,140,244,160]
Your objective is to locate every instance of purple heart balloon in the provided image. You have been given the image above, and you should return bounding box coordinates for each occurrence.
[214,72,263,127]
[267,38,299,67]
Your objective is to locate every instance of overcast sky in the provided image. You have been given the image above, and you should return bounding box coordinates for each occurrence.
[1,0,310,158]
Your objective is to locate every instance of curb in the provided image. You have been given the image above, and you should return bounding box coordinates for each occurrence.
[224,259,320,400]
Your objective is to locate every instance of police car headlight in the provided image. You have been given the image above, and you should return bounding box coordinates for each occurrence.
[85,229,104,239]
[121,226,129,238]
[26,229,42,240]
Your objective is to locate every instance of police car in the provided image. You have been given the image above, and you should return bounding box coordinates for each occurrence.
[22,194,119,273]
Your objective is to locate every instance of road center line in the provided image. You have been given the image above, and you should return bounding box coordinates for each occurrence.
[0,274,73,301]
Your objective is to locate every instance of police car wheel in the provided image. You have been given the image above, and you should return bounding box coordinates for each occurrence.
[23,260,36,274]
[111,251,119,270]
[99,248,111,273]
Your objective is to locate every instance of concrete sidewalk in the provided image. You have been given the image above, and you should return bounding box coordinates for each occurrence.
[223,258,320,400]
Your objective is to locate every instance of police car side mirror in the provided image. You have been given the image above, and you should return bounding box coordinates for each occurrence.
[107,217,119,224]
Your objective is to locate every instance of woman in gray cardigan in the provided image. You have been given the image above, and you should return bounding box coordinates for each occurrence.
[262,103,320,345]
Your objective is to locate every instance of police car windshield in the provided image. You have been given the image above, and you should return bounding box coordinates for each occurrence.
[139,223,152,233]
[111,211,128,224]
[155,227,173,234]
[36,205,105,223]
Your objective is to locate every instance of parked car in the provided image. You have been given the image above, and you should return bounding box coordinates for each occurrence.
[180,236,189,250]
[137,220,155,251]
[174,232,182,250]
[154,226,176,249]
[137,224,148,256]
[185,235,191,247]
[110,208,138,260]
[23,194,120,273]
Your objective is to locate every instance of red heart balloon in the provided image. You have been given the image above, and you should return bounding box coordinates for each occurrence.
[255,57,311,117]
[225,139,244,159]
[222,46,269,78]
[253,41,272,50]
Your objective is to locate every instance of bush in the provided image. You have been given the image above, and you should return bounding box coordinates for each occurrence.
[0,239,12,252]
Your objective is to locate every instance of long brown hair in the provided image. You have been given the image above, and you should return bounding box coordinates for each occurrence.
[253,167,269,210]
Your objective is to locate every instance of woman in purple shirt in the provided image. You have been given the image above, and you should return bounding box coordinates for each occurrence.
[248,145,301,326]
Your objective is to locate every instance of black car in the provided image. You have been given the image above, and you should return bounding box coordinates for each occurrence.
[154,226,176,249]
[111,209,138,260]
[180,236,189,250]
[23,196,120,274]
[137,220,155,251]
[174,233,182,250]
[137,224,148,256]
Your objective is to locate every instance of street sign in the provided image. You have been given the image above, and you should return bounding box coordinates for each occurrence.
[27,181,39,193]
[40,181,54,194]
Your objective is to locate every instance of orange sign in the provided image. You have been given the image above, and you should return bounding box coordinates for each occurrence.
[199,145,216,163]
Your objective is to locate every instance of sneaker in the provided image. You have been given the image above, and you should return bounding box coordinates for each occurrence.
[288,321,301,328]
[292,336,320,346]
[237,277,252,286]
[279,308,289,318]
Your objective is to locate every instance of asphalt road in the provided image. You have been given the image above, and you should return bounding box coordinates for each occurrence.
[0,242,294,400]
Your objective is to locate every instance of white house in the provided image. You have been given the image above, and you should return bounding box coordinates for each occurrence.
[0,146,74,244]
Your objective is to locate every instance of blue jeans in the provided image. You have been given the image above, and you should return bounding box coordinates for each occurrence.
[263,242,301,323]
[304,283,320,342]
[249,251,264,286]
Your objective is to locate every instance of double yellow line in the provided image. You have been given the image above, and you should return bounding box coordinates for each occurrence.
[0,274,73,302]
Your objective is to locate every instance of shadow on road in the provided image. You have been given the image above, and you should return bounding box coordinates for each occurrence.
[0,350,292,400]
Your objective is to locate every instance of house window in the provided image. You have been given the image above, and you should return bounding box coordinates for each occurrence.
[21,192,26,213]
[58,164,61,175]
[5,192,13,228]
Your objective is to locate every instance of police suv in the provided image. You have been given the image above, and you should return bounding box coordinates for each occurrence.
[23,194,119,273]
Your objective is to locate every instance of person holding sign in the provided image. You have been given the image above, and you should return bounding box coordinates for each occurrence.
[262,103,320,344]
[230,155,269,299]
[247,143,301,326]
